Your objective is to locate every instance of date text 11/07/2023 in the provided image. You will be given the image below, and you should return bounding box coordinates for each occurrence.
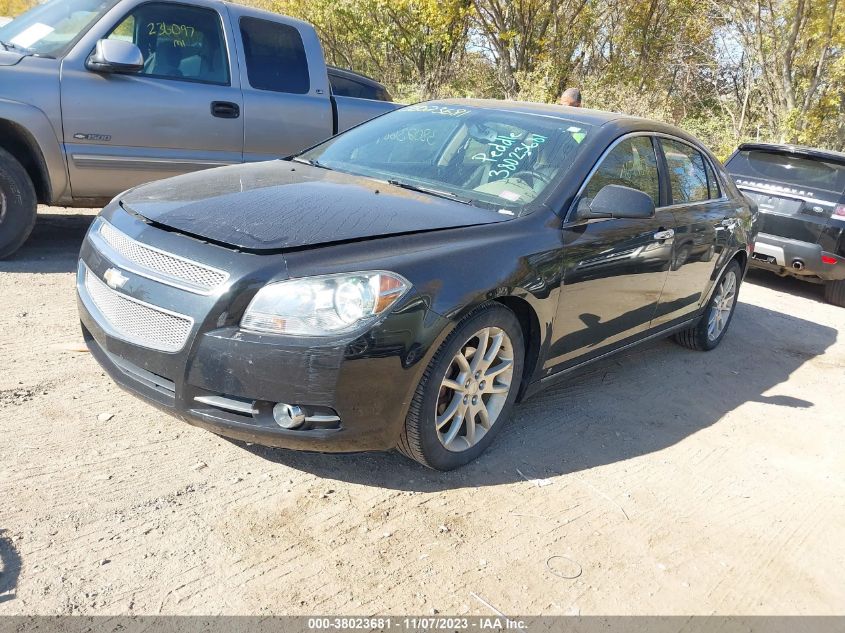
[307,617,528,630]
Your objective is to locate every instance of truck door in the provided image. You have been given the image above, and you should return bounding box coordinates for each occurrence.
[233,14,334,161]
[60,0,243,200]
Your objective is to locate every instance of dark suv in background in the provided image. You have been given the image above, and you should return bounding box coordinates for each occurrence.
[725,143,845,306]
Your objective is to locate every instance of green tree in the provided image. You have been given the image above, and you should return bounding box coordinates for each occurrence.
[0,0,36,16]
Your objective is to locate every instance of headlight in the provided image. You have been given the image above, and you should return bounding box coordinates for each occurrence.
[240,271,410,336]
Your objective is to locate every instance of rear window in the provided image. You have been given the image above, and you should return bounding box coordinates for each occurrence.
[726,149,845,194]
[240,17,309,94]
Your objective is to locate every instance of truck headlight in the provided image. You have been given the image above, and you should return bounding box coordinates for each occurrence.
[240,271,410,336]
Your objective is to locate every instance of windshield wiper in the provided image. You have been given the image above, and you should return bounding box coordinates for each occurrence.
[0,40,29,54]
[386,179,472,205]
[291,156,332,171]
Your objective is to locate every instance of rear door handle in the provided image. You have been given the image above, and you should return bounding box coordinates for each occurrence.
[211,101,240,119]
[654,229,674,240]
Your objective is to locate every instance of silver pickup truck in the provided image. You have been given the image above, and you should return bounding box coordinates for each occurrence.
[0,0,398,258]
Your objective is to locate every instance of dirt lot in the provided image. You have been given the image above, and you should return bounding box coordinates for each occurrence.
[0,206,843,616]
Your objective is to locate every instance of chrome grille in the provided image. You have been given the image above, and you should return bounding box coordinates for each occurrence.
[83,265,193,353]
[97,219,228,293]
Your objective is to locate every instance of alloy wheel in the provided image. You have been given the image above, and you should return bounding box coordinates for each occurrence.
[707,270,738,341]
[435,326,515,452]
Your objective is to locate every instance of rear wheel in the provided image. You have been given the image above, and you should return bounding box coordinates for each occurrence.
[825,279,845,308]
[673,260,741,351]
[0,148,37,260]
[398,304,524,470]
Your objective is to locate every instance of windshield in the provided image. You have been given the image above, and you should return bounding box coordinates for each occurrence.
[727,149,845,195]
[0,0,116,57]
[299,103,593,214]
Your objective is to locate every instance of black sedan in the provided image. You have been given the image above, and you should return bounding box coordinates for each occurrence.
[76,100,756,470]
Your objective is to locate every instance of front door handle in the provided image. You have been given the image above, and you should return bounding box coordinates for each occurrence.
[654,229,674,240]
[211,101,240,119]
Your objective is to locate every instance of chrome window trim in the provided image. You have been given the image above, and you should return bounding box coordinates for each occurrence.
[89,217,229,295]
[565,131,729,222]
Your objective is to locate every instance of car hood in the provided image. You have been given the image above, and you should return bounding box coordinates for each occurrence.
[0,50,24,66]
[121,161,510,251]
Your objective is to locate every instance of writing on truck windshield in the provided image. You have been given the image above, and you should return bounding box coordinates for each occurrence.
[299,104,592,213]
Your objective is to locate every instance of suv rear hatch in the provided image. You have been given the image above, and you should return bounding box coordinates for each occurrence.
[725,145,845,244]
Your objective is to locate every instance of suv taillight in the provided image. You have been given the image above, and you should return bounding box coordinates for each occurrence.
[834,204,845,217]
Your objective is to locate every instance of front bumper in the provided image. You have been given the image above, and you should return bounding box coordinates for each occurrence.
[749,232,845,282]
[77,207,449,453]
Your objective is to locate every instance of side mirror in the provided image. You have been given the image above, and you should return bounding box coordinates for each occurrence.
[577,184,656,220]
[86,39,144,74]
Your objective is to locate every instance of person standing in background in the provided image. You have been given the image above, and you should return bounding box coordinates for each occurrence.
[558,88,582,107]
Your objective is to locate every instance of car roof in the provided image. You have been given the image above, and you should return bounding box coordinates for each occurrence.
[223,1,317,34]
[737,142,845,165]
[430,98,705,143]
[434,98,632,126]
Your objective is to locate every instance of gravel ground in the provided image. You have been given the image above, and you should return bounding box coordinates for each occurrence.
[0,206,843,615]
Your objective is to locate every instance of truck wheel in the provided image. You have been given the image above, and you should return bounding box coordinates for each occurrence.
[0,148,37,259]
[397,303,524,470]
[824,280,845,308]
[673,260,742,351]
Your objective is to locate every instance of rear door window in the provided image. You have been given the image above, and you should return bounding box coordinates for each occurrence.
[660,139,709,204]
[107,3,229,85]
[239,17,309,94]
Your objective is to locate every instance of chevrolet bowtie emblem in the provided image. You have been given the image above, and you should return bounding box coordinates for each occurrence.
[103,267,128,290]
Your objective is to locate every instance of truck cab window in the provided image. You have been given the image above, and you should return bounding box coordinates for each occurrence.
[239,17,310,94]
[106,3,229,85]
[329,74,367,99]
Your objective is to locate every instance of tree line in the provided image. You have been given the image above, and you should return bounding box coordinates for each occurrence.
[3,0,842,158]
[260,0,843,158]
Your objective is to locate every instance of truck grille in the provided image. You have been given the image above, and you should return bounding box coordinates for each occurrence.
[96,219,228,293]
[83,265,194,353]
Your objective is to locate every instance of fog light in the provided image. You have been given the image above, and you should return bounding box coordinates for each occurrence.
[273,403,306,429]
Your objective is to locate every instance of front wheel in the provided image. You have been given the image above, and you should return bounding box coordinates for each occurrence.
[398,304,525,470]
[0,148,37,260]
[673,260,742,351]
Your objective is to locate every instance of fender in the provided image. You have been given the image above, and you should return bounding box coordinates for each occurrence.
[0,98,69,204]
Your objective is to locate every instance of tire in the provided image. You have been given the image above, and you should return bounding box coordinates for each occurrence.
[397,303,525,470]
[825,279,845,308]
[0,148,37,260]
[673,260,742,351]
